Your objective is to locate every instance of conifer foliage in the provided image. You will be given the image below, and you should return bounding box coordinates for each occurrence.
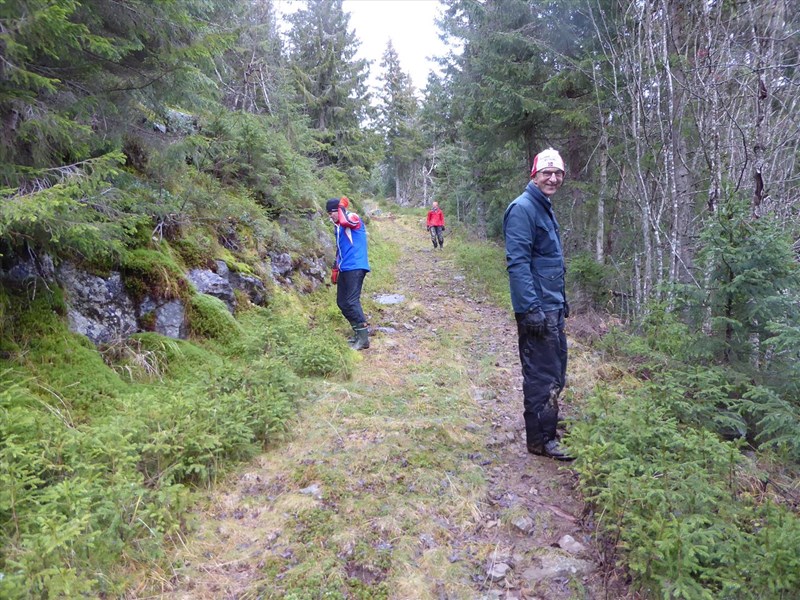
[284,0,376,179]
[376,41,422,204]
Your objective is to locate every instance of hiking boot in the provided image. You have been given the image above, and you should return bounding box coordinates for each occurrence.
[350,324,370,350]
[527,439,574,461]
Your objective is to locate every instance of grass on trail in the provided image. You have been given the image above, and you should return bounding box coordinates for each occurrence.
[157,208,512,600]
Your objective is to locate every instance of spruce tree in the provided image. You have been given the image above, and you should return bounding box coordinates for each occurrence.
[435,0,595,236]
[376,41,421,204]
[284,0,375,181]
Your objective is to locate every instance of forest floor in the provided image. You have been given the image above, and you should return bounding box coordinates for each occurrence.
[142,210,633,600]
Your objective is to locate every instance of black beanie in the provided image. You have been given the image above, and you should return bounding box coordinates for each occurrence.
[326,198,340,212]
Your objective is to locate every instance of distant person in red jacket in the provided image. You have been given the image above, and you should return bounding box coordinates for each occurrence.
[426,201,446,249]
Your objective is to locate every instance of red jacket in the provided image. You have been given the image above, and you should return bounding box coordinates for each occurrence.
[426,208,445,228]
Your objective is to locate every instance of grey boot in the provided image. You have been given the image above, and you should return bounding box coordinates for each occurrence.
[528,438,573,461]
[350,323,370,350]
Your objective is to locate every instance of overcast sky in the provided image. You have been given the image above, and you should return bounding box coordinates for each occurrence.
[276,0,451,93]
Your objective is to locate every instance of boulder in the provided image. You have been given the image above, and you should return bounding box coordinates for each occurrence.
[187,268,236,311]
[139,296,186,339]
[57,262,137,344]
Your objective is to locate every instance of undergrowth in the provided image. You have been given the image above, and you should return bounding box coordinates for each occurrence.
[0,283,355,596]
[567,322,800,599]
[451,225,800,599]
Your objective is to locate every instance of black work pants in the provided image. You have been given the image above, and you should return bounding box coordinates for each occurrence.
[429,226,444,247]
[515,309,567,448]
[337,269,368,325]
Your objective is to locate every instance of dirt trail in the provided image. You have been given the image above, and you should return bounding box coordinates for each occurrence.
[148,211,629,600]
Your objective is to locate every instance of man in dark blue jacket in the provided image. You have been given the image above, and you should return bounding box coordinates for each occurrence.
[503,148,572,461]
[327,196,371,350]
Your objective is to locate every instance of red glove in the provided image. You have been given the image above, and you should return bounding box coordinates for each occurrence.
[331,267,339,284]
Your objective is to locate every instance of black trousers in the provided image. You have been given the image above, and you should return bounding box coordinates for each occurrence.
[337,269,368,325]
[515,309,567,447]
[429,226,444,247]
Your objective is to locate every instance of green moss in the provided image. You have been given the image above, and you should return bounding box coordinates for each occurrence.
[121,247,190,302]
[0,292,127,415]
[187,293,242,343]
[227,259,253,275]
[139,310,157,331]
[5,288,66,338]
[172,230,216,269]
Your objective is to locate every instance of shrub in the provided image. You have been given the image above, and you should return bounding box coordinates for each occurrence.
[568,382,800,598]
[567,252,612,310]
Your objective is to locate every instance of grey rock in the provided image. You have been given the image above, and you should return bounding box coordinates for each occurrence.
[520,552,596,584]
[211,259,267,306]
[139,296,186,339]
[214,260,230,279]
[486,562,511,581]
[300,255,327,281]
[165,109,197,134]
[557,534,587,555]
[3,253,56,284]
[299,484,322,499]
[188,268,235,311]
[58,262,137,344]
[511,515,535,535]
[374,293,406,305]
[270,253,293,277]
[419,533,436,549]
[230,271,267,306]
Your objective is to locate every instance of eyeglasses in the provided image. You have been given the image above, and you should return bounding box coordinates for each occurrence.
[537,170,564,180]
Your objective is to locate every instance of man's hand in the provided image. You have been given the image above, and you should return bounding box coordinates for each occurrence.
[442,226,446,231]
[564,301,570,319]
[522,309,547,338]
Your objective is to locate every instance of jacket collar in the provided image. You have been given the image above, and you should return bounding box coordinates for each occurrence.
[525,180,552,210]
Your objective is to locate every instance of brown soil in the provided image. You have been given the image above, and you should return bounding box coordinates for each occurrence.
[144,209,633,600]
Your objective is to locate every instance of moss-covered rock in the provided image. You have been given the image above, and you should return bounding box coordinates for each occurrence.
[121,248,190,302]
[187,293,242,343]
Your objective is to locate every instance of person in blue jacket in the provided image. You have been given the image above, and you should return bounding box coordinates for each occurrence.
[503,148,572,461]
[327,196,371,350]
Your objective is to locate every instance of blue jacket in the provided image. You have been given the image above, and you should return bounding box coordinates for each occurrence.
[335,211,370,272]
[503,181,566,314]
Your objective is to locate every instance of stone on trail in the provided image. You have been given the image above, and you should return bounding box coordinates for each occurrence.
[520,551,595,584]
[557,534,587,555]
[511,514,535,535]
[486,561,511,581]
[374,293,405,305]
